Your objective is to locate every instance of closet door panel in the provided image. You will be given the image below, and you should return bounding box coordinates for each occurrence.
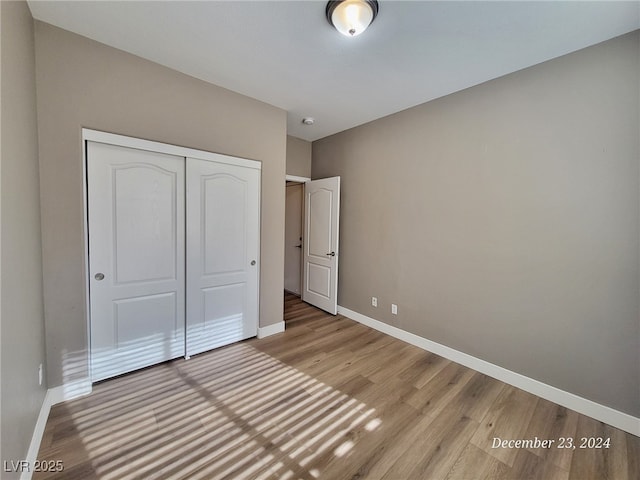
[203,175,246,274]
[88,142,185,382]
[186,157,260,357]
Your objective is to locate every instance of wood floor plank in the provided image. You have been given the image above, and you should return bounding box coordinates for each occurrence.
[568,415,637,480]
[470,385,540,467]
[522,397,579,471]
[367,344,426,384]
[33,292,639,480]
[403,361,476,416]
[296,400,421,480]
[406,413,480,479]
[381,404,479,480]
[445,372,506,422]
[626,432,640,480]
[348,408,437,479]
[444,444,511,480]
[397,350,451,389]
[505,449,570,480]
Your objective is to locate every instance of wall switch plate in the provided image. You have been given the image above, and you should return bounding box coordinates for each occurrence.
[371,297,378,307]
[38,363,43,386]
[391,304,398,315]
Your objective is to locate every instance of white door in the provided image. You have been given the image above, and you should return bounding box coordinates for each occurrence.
[302,177,340,314]
[284,183,303,295]
[88,142,185,382]
[185,157,260,357]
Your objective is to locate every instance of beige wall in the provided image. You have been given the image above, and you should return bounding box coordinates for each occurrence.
[313,32,640,416]
[286,135,312,178]
[1,1,47,472]
[34,22,287,388]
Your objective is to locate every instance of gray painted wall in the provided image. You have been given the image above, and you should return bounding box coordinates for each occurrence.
[286,135,312,178]
[34,22,287,388]
[1,1,47,473]
[313,32,640,416]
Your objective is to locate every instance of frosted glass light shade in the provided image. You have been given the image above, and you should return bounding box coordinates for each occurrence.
[327,0,379,37]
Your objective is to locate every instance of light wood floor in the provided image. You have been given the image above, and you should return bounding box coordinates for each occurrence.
[35,293,639,479]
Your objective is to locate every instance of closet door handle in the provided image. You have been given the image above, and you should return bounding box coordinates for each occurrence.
[251,260,256,266]
[94,273,105,281]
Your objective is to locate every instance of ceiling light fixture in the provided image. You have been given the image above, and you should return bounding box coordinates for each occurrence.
[302,117,315,125]
[326,0,379,37]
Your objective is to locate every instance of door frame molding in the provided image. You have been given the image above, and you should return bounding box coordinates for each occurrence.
[283,175,310,299]
[284,182,305,296]
[82,128,262,381]
[285,174,310,183]
[83,129,263,169]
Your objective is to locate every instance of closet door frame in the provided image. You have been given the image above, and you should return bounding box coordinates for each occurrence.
[82,128,261,382]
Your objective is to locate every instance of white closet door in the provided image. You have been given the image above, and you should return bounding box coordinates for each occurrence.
[186,157,260,357]
[88,142,185,382]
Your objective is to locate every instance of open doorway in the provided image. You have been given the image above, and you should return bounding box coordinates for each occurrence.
[284,180,305,296]
[284,175,341,315]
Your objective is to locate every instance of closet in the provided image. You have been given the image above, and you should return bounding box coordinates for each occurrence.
[85,131,260,382]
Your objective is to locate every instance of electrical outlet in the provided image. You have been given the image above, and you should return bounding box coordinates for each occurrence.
[38,363,43,386]
[371,297,378,307]
[391,304,398,315]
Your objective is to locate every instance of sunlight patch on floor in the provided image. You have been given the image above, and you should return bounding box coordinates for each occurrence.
[66,343,379,479]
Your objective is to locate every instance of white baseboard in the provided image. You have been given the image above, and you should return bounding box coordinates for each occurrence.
[258,321,285,339]
[20,379,92,480]
[20,390,53,480]
[337,305,640,437]
[48,379,92,405]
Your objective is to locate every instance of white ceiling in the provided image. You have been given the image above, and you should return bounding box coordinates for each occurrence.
[28,1,640,141]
